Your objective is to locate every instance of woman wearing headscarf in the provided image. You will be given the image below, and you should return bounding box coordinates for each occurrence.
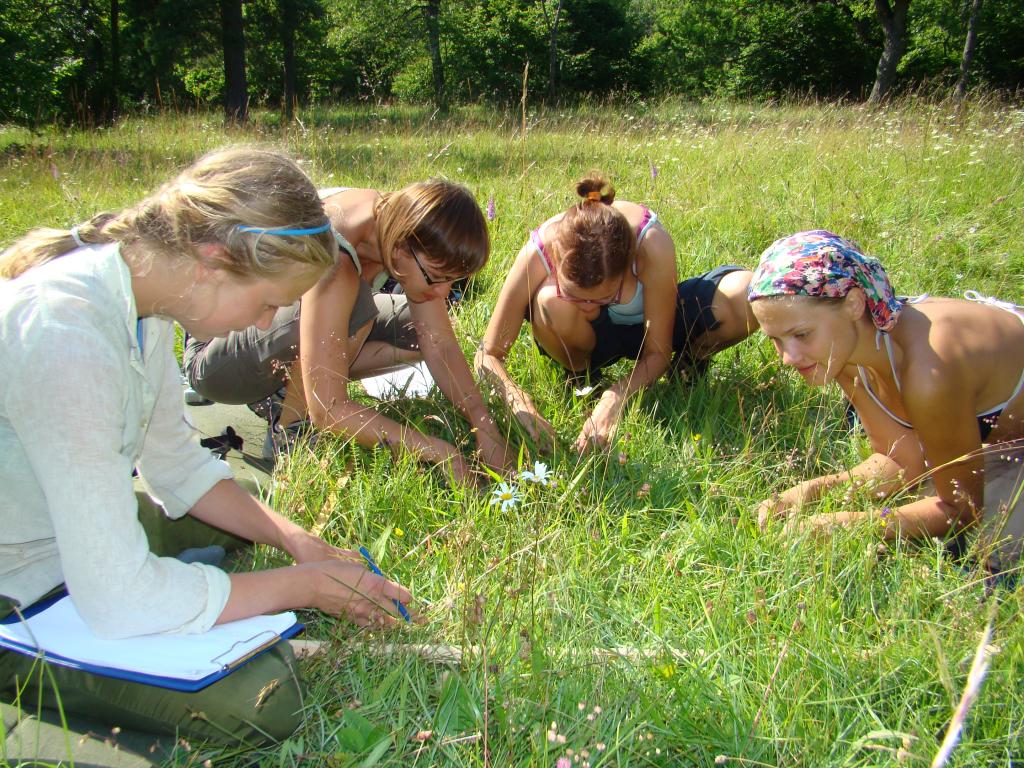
[748,230,1024,570]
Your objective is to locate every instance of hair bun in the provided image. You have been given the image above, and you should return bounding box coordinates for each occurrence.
[575,172,615,205]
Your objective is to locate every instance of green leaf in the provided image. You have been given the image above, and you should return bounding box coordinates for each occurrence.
[433,673,480,736]
[359,734,393,767]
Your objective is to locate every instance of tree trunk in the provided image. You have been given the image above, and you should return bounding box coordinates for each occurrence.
[220,0,248,123]
[542,0,564,104]
[78,0,106,124]
[110,0,119,120]
[281,0,297,120]
[954,0,983,100]
[424,0,445,110]
[868,0,910,103]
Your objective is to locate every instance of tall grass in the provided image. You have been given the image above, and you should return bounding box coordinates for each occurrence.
[1,98,1022,767]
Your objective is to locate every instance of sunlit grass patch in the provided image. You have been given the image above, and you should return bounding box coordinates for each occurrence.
[2,97,1022,766]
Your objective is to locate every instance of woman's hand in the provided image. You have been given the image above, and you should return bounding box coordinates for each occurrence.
[756,489,804,530]
[512,404,557,452]
[474,428,516,474]
[307,559,414,627]
[574,390,625,453]
[282,528,360,566]
[427,438,477,486]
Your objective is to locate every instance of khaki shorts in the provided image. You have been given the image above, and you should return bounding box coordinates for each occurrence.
[183,282,419,405]
[978,444,1024,574]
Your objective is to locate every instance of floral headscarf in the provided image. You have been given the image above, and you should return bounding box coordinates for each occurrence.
[747,230,903,332]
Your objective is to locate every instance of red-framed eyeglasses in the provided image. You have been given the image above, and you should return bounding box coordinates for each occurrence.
[554,270,624,306]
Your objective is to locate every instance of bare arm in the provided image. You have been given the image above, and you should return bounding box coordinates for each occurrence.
[299,260,467,475]
[766,360,978,539]
[801,352,985,539]
[798,495,960,539]
[475,240,557,446]
[219,561,412,626]
[900,357,985,527]
[758,452,906,528]
[576,225,678,451]
[186,480,413,626]
[758,368,926,528]
[188,479,342,562]
[407,296,513,472]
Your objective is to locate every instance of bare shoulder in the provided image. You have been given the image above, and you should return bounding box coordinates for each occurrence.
[311,248,360,299]
[611,200,650,225]
[506,235,551,288]
[907,297,1022,364]
[323,188,380,240]
[321,186,377,205]
[535,211,566,237]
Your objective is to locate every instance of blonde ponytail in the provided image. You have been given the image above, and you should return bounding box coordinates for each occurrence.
[1,147,335,281]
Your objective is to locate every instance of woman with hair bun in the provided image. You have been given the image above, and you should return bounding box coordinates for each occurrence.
[749,230,1024,569]
[0,148,412,745]
[476,173,758,452]
[184,180,513,482]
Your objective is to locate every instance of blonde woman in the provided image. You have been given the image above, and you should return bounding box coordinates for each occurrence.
[185,181,514,482]
[0,149,411,745]
[476,173,758,452]
[749,230,1024,570]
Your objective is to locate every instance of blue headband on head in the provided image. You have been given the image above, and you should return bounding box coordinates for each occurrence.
[237,221,331,236]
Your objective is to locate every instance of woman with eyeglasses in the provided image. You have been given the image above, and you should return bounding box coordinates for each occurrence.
[185,180,513,483]
[475,172,758,452]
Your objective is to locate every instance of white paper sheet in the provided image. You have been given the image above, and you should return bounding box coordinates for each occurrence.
[360,361,435,400]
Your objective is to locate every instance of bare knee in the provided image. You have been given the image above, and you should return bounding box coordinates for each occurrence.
[531,289,594,371]
[692,270,758,358]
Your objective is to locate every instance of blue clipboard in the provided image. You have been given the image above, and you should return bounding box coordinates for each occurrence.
[0,591,304,692]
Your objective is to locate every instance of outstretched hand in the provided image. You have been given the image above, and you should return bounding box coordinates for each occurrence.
[308,558,416,627]
[756,489,804,530]
[279,528,416,626]
[574,391,624,453]
[513,406,557,453]
[474,429,516,474]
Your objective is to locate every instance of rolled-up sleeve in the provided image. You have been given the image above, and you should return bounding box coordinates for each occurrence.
[5,314,230,638]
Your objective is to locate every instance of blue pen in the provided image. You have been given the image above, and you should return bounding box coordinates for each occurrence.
[358,546,412,623]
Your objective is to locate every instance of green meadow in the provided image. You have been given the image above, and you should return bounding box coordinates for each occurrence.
[1,98,1023,767]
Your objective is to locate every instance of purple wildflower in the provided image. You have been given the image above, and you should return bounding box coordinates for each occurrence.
[650,162,658,180]
[486,194,496,221]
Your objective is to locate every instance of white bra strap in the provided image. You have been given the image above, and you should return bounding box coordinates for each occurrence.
[964,289,1023,312]
[881,332,903,394]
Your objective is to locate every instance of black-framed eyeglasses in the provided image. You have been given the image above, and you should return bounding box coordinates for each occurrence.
[409,245,462,287]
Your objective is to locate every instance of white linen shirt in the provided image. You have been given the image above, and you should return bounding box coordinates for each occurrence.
[0,243,232,638]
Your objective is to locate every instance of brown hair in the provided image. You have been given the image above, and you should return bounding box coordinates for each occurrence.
[549,172,633,289]
[374,179,489,278]
[0,147,336,280]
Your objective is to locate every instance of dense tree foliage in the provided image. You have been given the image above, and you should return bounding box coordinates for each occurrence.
[0,0,1020,125]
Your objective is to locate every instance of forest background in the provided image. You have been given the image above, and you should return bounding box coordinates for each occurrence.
[2,1,1024,766]
[1,0,1022,127]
